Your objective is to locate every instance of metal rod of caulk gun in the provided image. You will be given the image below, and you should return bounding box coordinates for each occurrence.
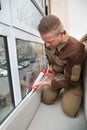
[29,68,47,97]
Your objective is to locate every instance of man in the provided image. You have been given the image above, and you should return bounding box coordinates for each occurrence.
[33,15,85,117]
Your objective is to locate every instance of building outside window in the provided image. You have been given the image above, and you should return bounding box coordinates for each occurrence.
[0,36,14,124]
[16,39,45,98]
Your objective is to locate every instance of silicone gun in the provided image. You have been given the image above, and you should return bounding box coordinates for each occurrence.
[29,68,47,96]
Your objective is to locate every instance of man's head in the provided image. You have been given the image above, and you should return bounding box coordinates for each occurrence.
[38,15,64,48]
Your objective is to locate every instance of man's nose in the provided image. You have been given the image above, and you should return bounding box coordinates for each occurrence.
[45,42,50,47]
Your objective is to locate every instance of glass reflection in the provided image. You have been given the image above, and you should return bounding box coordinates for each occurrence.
[35,0,44,8]
[0,36,14,124]
[16,39,45,98]
[16,0,43,29]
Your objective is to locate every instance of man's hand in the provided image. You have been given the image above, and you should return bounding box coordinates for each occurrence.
[45,66,54,78]
[32,80,51,90]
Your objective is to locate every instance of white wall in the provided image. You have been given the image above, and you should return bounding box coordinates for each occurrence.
[68,0,87,39]
[50,0,69,32]
[50,0,87,39]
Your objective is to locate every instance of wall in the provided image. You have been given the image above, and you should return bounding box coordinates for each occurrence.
[49,0,87,39]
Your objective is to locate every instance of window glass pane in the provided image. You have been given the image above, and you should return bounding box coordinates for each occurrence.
[35,0,44,8]
[16,39,45,98]
[17,0,43,29]
[0,36,14,124]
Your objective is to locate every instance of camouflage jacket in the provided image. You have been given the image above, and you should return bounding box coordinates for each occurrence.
[45,34,85,89]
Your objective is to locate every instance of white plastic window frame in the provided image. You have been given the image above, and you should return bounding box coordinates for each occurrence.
[0,23,22,106]
[10,28,44,106]
[0,0,45,107]
[32,0,46,14]
[0,22,44,106]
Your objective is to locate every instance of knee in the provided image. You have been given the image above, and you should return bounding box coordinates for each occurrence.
[61,86,83,117]
[61,103,78,117]
[41,88,58,105]
[41,95,54,105]
[61,99,81,117]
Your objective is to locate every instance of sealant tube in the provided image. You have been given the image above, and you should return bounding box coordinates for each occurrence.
[32,68,47,91]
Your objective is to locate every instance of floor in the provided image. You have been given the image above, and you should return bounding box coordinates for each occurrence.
[28,93,87,130]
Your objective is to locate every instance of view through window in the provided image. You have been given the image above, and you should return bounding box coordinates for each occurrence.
[16,39,46,98]
[0,36,14,124]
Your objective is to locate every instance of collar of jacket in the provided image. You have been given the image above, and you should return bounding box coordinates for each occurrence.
[57,33,69,52]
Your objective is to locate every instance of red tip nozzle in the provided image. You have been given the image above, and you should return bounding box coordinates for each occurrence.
[40,68,47,73]
[33,87,37,91]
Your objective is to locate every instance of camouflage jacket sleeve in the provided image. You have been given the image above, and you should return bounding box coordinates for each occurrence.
[51,44,85,90]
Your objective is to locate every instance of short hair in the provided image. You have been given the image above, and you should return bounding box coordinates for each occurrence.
[38,15,64,36]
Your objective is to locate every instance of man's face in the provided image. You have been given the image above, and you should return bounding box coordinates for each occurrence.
[40,32,62,49]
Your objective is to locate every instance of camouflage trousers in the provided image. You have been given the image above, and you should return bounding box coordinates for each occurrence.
[41,74,83,117]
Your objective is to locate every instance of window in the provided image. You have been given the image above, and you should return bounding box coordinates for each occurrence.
[0,0,46,125]
[17,0,42,29]
[16,39,45,98]
[0,36,14,124]
[35,0,44,8]
[11,0,45,31]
